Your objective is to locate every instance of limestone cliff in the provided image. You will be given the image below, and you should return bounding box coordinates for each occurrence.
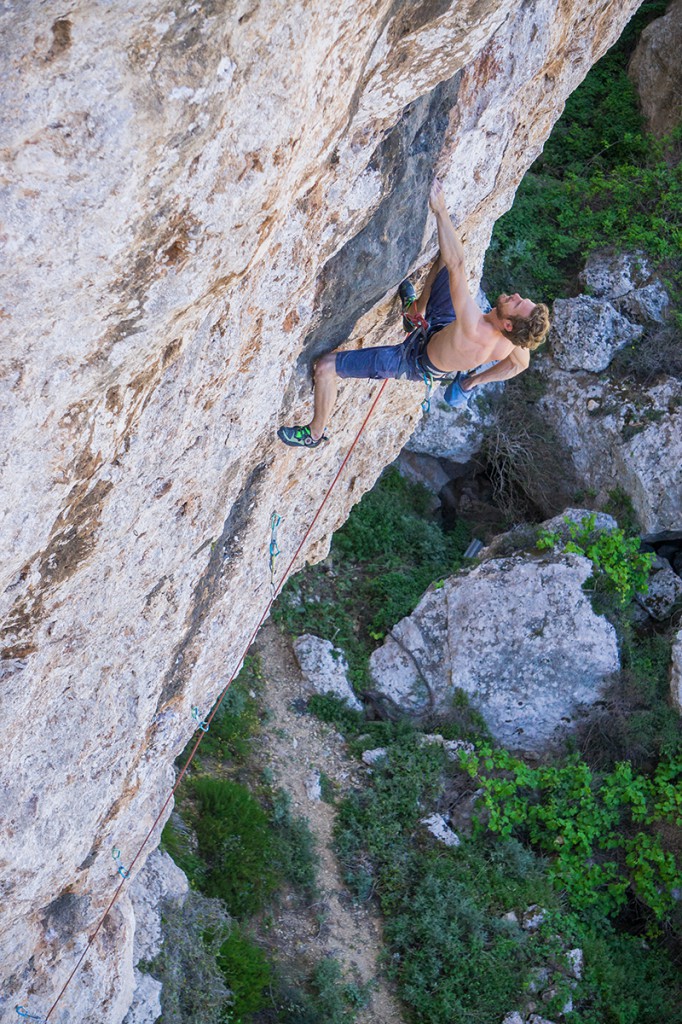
[0,2,642,1020]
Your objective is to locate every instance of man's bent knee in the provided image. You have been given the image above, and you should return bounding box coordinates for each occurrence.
[314,352,338,382]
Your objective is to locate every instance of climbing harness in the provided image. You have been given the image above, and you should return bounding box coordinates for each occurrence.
[34,377,390,1023]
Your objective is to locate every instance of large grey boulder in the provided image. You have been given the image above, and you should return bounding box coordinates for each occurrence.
[549,296,642,371]
[539,370,682,534]
[581,250,670,324]
[629,0,682,138]
[406,383,501,462]
[369,552,619,752]
[293,634,362,711]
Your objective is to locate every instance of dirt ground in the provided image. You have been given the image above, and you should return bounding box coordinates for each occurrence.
[252,619,406,1024]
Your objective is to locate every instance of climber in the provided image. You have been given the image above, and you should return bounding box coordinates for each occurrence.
[277,178,550,448]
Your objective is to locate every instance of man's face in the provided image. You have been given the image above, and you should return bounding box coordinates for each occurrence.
[496,293,536,323]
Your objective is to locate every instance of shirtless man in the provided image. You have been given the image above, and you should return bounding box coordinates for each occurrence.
[278,178,550,448]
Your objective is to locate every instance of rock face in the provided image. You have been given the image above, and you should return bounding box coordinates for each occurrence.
[369,552,619,751]
[629,0,682,138]
[671,629,682,714]
[0,2,643,1020]
[538,371,682,533]
[581,250,670,324]
[549,296,642,371]
[293,633,362,710]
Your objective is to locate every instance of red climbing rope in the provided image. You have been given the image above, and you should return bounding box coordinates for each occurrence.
[43,378,389,1021]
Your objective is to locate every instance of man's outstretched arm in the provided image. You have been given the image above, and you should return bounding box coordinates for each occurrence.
[429,179,478,328]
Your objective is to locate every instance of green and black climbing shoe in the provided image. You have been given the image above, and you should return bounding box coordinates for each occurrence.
[277,424,328,449]
[398,279,418,332]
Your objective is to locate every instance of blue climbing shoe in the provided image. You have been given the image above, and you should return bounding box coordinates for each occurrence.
[277,424,328,449]
[398,279,418,332]
[443,374,472,409]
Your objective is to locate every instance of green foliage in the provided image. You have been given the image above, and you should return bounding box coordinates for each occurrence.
[568,920,682,1024]
[217,926,272,1021]
[333,729,562,1023]
[191,777,279,917]
[459,745,682,924]
[536,513,654,603]
[275,958,371,1024]
[196,655,264,764]
[147,891,233,1024]
[306,693,364,734]
[483,2,681,308]
[273,468,469,685]
[269,788,318,895]
[603,488,641,536]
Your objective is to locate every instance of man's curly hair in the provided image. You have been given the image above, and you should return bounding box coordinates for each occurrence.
[498,301,551,350]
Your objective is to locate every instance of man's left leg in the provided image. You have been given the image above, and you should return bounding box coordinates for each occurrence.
[277,351,337,448]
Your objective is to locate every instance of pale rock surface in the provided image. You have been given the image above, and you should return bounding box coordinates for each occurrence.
[406,382,501,461]
[421,813,461,848]
[670,629,682,714]
[581,250,653,298]
[368,553,619,751]
[629,0,682,138]
[522,905,547,931]
[122,849,188,1024]
[566,948,584,980]
[502,1014,526,1024]
[637,564,682,620]
[395,450,451,498]
[549,296,642,372]
[293,634,362,711]
[362,747,388,766]
[0,1,644,1019]
[122,973,162,1024]
[581,249,670,323]
[541,508,618,540]
[128,850,189,965]
[539,370,682,533]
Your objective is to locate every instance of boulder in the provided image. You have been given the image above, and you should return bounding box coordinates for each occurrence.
[538,369,682,534]
[369,552,619,752]
[581,250,654,299]
[637,564,682,621]
[395,450,450,499]
[671,629,682,714]
[549,296,642,372]
[293,634,362,711]
[629,0,682,138]
[421,813,461,847]
[580,249,670,324]
[406,381,501,463]
[540,509,618,542]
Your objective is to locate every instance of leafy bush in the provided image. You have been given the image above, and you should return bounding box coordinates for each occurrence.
[537,513,654,604]
[196,655,264,764]
[191,777,279,917]
[217,926,272,1021]
[273,468,469,685]
[459,745,682,924]
[274,957,371,1024]
[483,1,681,309]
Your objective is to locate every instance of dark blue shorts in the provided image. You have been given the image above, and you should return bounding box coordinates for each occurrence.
[335,266,456,382]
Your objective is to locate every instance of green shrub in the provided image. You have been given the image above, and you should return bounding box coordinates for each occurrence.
[217,926,272,1021]
[191,777,278,917]
[196,655,264,764]
[537,513,654,604]
[274,957,371,1024]
[566,918,682,1024]
[273,468,469,685]
[269,788,318,895]
[459,745,682,924]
